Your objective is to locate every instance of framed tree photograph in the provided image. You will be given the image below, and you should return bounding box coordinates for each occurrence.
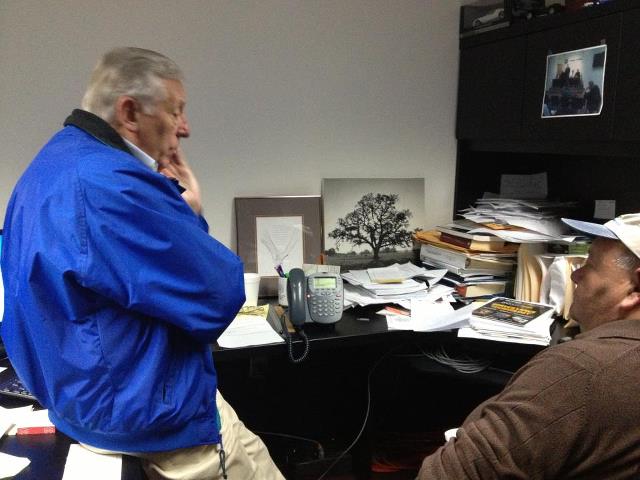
[321,178,425,270]
[235,196,323,297]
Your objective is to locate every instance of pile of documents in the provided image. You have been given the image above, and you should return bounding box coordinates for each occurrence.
[341,262,452,308]
[458,297,555,346]
[217,305,284,349]
[383,299,475,333]
[464,196,588,311]
[414,224,517,300]
[414,194,585,310]
[458,197,578,243]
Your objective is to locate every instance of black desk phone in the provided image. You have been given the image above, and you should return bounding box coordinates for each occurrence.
[282,268,343,363]
[287,268,344,327]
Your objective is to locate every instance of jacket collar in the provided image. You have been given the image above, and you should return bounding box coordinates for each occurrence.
[576,318,640,341]
[63,109,186,195]
[64,109,132,155]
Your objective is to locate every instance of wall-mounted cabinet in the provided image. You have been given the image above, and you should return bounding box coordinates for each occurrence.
[455,1,640,221]
[457,2,635,145]
[456,36,526,140]
[613,8,640,141]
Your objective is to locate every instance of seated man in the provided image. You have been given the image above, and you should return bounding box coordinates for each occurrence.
[1,47,284,480]
[418,213,640,479]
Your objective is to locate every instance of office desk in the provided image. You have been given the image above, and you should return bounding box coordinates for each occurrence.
[0,306,568,480]
[212,305,561,479]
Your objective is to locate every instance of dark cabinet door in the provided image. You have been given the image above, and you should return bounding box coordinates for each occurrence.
[522,13,621,141]
[457,36,526,140]
[614,8,640,141]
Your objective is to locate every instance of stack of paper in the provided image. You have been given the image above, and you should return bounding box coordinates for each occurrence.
[419,243,516,275]
[459,297,555,345]
[458,198,578,243]
[341,262,451,308]
[217,305,284,348]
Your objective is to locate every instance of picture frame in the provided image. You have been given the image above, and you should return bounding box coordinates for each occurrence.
[235,196,323,297]
[541,44,607,118]
[322,178,425,270]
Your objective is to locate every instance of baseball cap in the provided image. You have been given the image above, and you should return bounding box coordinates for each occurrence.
[562,213,640,259]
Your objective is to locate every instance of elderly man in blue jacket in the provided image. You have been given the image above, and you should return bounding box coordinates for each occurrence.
[0,47,284,480]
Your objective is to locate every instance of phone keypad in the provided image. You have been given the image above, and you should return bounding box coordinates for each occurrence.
[308,292,342,318]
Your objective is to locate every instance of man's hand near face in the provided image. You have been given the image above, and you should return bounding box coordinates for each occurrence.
[159,147,202,215]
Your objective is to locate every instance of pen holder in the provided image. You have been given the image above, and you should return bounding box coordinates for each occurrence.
[278,277,288,306]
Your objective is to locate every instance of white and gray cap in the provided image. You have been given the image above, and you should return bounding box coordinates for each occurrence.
[562,214,640,259]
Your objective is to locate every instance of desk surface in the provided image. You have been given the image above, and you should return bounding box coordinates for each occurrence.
[212,303,408,361]
[0,304,570,480]
[212,303,558,363]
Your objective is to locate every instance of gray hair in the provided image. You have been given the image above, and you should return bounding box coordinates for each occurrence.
[614,248,640,272]
[80,47,183,123]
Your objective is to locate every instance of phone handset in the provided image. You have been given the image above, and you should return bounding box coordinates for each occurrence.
[286,268,307,329]
[284,268,310,363]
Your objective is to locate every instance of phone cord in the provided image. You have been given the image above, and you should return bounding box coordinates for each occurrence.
[287,329,309,363]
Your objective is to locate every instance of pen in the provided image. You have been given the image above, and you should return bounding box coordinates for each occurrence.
[275,264,286,278]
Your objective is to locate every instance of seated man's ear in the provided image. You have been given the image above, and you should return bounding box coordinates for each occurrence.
[113,96,140,134]
[621,267,640,311]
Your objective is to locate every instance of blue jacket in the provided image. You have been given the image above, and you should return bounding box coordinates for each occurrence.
[0,110,245,452]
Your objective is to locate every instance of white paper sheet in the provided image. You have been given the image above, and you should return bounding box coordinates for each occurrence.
[0,451,30,478]
[256,216,304,277]
[0,410,15,438]
[385,314,416,331]
[6,408,54,435]
[62,444,122,480]
[444,428,459,442]
[410,300,474,332]
[217,315,284,348]
[0,405,33,438]
[457,326,550,346]
[421,284,456,303]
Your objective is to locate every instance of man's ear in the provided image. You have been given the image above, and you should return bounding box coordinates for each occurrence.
[621,267,640,311]
[114,96,140,134]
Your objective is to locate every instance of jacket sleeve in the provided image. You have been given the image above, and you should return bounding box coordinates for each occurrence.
[74,157,245,343]
[417,348,591,480]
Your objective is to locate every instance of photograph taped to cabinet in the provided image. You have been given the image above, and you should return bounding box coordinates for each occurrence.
[541,44,606,119]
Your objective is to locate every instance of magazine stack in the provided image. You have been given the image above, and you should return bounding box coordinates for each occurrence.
[462,297,555,346]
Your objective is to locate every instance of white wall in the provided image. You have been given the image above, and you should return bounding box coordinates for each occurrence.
[0,0,460,249]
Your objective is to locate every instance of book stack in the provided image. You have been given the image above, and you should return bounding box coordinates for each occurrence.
[462,297,555,345]
[414,221,518,300]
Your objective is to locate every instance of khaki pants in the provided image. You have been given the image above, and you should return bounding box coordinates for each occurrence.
[83,391,285,480]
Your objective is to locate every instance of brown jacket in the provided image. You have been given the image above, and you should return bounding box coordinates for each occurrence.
[418,319,640,479]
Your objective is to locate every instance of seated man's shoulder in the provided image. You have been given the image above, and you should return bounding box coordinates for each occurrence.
[562,320,640,367]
